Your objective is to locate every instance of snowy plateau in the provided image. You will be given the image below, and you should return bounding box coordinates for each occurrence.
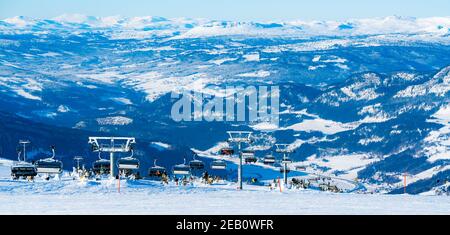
[0,15,449,214]
[1,159,449,214]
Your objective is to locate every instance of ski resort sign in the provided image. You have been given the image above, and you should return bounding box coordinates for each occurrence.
[170,85,279,127]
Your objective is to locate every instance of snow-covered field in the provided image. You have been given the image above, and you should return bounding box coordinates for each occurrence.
[0,160,449,215]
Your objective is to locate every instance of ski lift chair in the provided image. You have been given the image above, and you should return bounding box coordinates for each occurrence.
[242,150,257,164]
[92,152,111,175]
[11,160,37,179]
[117,149,140,170]
[35,146,63,174]
[263,154,276,164]
[172,159,190,175]
[211,159,227,170]
[148,159,167,178]
[219,148,234,156]
[189,155,205,170]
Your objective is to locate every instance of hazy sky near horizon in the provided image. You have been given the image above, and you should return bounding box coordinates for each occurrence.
[1,0,449,21]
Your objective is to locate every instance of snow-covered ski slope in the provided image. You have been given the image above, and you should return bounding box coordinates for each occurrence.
[0,160,449,214]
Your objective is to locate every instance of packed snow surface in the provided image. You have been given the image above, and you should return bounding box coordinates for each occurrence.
[0,160,448,215]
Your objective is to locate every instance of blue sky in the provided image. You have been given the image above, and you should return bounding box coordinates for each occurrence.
[1,0,449,21]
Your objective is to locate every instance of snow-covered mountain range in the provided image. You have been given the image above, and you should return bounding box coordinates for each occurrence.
[2,14,450,39]
[0,15,449,194]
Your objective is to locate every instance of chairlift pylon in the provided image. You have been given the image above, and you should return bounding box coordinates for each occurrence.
[88,137,136,177]
[275,143,294,186]
[280,167,291,173]
[226,131,253,190]
[73,156,84,170]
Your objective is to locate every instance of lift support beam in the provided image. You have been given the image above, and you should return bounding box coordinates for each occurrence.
[88,137,135,177]
[227,131,252,190]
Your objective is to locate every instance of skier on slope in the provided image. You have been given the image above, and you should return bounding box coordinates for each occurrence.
[203,171,209,184]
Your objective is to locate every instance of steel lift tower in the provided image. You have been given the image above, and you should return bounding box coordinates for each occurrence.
[275,144,294,186]
[74,156,84,171]
[227,131,253,190]
[19,140,31,162]
[88,137,135,178]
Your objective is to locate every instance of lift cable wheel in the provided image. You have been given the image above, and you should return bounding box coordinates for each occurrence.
[73,156,85,178]
[226,131,253,190]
